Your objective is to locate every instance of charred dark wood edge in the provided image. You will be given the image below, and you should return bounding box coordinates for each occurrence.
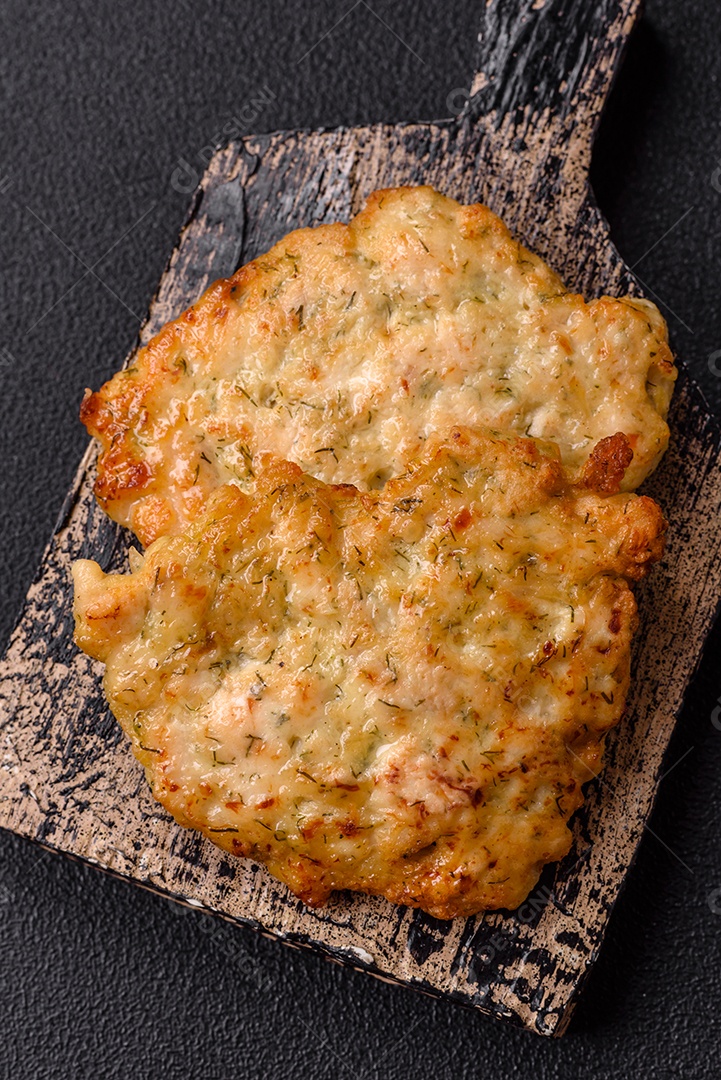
[14,832,533,1031]
[470,0,641,132]
[2,1,719,1039]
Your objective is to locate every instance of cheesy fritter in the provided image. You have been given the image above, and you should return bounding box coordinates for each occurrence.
[73,429,665,919]
[80,186,676,547]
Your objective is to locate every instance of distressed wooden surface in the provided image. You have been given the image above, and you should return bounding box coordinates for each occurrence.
[2,0,720,1036]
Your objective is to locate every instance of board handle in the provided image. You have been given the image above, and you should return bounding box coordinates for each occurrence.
[465,0,641,148]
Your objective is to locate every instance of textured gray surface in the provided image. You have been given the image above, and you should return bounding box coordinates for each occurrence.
[1,0,720,1076]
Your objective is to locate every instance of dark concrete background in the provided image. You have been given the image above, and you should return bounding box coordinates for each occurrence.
[0,1,720,1076]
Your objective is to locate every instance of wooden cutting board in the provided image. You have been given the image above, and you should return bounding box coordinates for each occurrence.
[2,0,720,1036]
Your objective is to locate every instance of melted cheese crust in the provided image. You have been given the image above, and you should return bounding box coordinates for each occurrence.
[81,186,676,547]
[73,429,665,918]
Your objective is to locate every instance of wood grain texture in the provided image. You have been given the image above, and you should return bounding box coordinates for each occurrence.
[1,0,719,1036]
